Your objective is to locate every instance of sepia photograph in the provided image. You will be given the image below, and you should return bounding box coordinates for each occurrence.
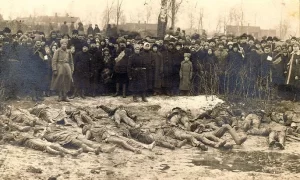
[0,0,300,179]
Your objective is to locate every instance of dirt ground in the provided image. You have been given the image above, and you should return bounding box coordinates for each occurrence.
[1,95,300,180]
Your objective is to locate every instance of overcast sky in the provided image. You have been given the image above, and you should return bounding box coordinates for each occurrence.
[0,0,299,33]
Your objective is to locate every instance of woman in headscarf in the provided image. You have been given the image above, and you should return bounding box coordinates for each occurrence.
[51,39,74,102]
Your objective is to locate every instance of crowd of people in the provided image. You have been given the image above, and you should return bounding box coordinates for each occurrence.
[0,23,299,102]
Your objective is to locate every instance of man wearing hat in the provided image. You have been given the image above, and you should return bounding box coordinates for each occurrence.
[51,39,74,102]
[214,41,228,94]
[71,42,91,99]
[70,30,82,53]
[127,44,149,102]
[179,53,193,95]
[161,42,175,96]
[88,39,102,97]
[60,21,69,36]
[141,42,154,96]
[113,37,131,98]
[258,44,273,99]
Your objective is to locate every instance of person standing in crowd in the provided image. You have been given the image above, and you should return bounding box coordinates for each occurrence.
[29,37,47,101]
[70,30,82,53]
[214,41,228,94]
[151,44,163,95]
[70,22,75,35]
[100,48,115,95]
[94,24,100,35]
[60,21,69,36]
[172,42,183,95]
[179,53,193,95]
[89,40,102,97]
[286,43,300,101]
[203,48,218,94]
[43,45,53,97]
[161,42,174,96]
[113,38,130,98]
[87,24,94,36]
[128,44,148,102]
[77,22,84,35]
[51,39,74,102]
[259,44,273,99]
[227,43,245,95]
[140,42,154,96]
[72,43,91,99]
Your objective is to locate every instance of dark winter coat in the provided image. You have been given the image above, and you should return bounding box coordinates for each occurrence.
[161,49,174,88]
[173,50,183,88]
[140,50,154,90]
[127,53,147,92]
[151,51,163,88]
[87,27,94,35]
[73,51,91,88]
[286,53,300,88]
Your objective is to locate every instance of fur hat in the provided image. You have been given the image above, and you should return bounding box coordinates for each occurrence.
[3,27,11,33]
[117,37,126,44]
[291,36,297,41]
[240,33,247,39]
[248,35,254,41]
[60,39,68,45]
[266,36,273,41]
[152,43,159,49]
[232,43,239,49]
[184,53,191,58]
[81,42,89,48]
[227,41,233,45]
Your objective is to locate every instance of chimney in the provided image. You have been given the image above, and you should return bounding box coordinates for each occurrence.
[138,21,140,24]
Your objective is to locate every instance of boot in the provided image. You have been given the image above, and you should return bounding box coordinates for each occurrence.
[122,84,126,98]
[268,131,277,148]
[113,83,120,97]
[36,91,44,101]
[31,91,37,102]
[133,96,138,102]
[58,92,63,102]
[277,131,286,150]
[62,92,70,102]
[69,89,78,99]
[80,90,86,99]
[142,92,148,102]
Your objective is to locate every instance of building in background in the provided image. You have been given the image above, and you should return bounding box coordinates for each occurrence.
[226,25,277,39]
[118,21,157,37]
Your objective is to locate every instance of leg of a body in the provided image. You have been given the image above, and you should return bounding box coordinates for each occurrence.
[214,124,247,145]
[106,136,140,153]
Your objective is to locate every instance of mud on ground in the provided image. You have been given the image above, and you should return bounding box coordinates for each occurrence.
[1,96,300,180]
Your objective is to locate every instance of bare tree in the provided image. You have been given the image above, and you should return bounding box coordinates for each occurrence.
[278,19,290,39]
[102,0,115,28]
[228,7,243,34]
[115,0,123,30]
[197,8,204,34]
[157,0,168,38]
[188,9,195,35]
[215,15,222,34]
[169,0,184,31]
[145,3,153,24]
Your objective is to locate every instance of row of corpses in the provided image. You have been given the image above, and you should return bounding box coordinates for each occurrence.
[0,104,299,157]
